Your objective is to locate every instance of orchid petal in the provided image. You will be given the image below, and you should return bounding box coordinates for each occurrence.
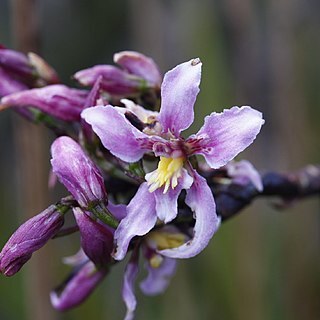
[120,99,159,123]
[82,105,158,163]
[122,251,139,320]
[113,183,157,261]
[226,160,263,192]
[114,51,162,86]
[188,106,264,168]
[160,170,220,259]
[107,201,127,221]
[140,257,177,296]
[151,169,193,223]
[50,261,106,311]
[158,58,201,136]
[62,248,87,267]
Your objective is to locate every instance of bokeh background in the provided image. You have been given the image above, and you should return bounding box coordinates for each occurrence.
[1,0,320,319]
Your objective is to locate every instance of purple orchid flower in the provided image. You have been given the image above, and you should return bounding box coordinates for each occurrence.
[1,85,88,121]
[121,225,183,319]
[74,51,161,96]
[139,226,183,297]
[82,58,264,261]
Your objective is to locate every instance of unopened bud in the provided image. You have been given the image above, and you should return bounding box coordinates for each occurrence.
[0,205,65,276]
[51,136,107,208]
[1,85,88,121]
[73,208,113,267]
[0,68,28,97]
[0,47,33,78]
[114,51,162,87]
[28,52,59,85]
[74,65,144,96]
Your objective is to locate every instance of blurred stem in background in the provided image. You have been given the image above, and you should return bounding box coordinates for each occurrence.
[10,1,56,320]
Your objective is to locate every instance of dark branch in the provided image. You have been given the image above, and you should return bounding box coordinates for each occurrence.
[208,165,320,221]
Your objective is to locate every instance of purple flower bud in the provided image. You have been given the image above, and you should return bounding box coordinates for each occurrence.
[50,260,107,311]
[0,67,28,97]
[73,208,113,267]
[0,47,33,78]
[28,52,59,85]
[1,85,88,121]
[0,46,59,85]
[74,65,144,96]
[0,67,36,120]
[114,51,162,87]
[80,76,105,143]
[51,136,107,208]
[0,205,65,276]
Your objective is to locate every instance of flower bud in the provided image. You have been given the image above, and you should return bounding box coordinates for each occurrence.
[51,136,107,208]
[74,65,144,96]
[1,85,88,121]
[0,68,28,97]
[0,46,59,85]
[80,76,105,143]
[73,208,113,267]
[0,47,33,78]
[0,205,65,276]
[28,52,59,85]
[114,51,162,87]
[50,260,107,311]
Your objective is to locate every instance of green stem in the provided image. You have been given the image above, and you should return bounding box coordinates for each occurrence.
[91,203,119,229]
[55,195,77,215]
[55,203,70,215]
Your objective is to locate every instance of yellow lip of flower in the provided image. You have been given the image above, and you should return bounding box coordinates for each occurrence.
[146,156,185,194]
[147,230,186,251]
[146,230,186,268]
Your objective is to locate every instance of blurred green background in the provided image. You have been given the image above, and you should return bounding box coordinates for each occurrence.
[1,0,320,319]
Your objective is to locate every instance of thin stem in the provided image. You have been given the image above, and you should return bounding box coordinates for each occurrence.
[91,203,119,229]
